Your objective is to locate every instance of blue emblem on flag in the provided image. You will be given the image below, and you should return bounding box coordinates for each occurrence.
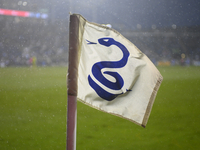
[87,38,130,101]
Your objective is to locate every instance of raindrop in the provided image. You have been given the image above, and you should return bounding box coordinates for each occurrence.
[172,24,177,29]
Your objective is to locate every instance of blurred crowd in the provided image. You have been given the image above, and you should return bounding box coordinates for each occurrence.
[0,15,68,67]
[126,27,200,66]
[0,15,200,67]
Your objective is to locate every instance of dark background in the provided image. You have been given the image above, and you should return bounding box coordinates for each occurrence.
[66,0,200,30]
[1,0,200,29]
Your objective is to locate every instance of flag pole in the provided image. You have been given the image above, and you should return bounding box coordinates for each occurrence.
[67,14,79,150]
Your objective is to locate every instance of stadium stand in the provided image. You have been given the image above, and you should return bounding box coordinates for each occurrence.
[0,15,68,67]
[122,26,200,66]
[0,2,200,67]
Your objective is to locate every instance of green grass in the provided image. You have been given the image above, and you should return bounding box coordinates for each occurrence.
[0,66,200,150]
[0,67,67,150]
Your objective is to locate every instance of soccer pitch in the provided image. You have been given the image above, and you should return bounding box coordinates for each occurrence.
[0,66,200,150]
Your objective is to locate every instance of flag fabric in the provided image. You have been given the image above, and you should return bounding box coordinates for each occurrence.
[75,14,163,127]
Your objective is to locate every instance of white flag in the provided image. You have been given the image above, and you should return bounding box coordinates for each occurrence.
[76,14,163,127]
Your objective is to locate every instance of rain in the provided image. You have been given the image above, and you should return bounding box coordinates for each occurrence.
[0,0,200,149]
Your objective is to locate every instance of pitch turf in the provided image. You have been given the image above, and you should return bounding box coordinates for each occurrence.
[0,66,200,150]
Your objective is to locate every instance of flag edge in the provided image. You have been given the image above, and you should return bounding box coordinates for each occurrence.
[141,74,163,127]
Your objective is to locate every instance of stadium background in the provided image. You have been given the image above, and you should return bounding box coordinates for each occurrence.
[0,0,200,67]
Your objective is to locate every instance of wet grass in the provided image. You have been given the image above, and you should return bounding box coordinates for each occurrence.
[0,67,67,150]
[0,66,200,150]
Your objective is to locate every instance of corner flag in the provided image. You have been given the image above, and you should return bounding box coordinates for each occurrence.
[69,14,163,128]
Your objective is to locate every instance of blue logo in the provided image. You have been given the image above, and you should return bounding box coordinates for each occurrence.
[87,38,130,101]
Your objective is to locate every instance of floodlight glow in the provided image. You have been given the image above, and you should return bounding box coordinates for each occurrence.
[0,8,48,19]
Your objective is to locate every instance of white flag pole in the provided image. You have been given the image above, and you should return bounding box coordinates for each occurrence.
[67,14,79,150]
